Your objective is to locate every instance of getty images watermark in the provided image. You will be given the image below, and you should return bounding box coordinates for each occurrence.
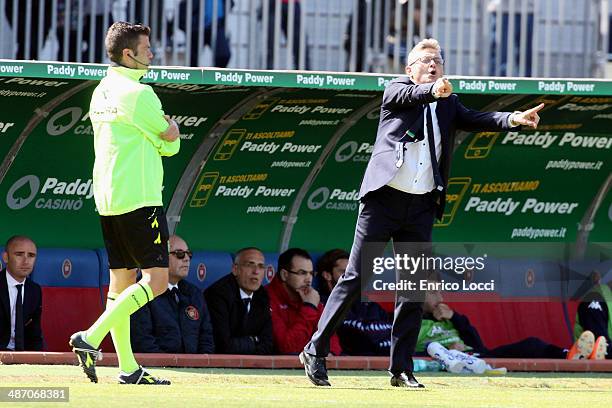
[371,252,494,292]
[360,242,611,303]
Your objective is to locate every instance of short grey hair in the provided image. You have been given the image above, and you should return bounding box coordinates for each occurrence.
[407,38,442,65]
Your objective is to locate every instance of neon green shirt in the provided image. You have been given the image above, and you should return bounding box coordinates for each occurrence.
[90,65,180,216]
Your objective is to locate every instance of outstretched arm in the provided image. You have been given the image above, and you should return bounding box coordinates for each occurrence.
[508,103,545,129]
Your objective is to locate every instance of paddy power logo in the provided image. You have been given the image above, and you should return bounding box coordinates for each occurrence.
[334,141,373,163]
[6,175,39,209]
[307,187,359,211]
[6,174,93,211]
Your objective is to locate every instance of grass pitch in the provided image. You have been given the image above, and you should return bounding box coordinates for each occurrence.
[0,365,610,407]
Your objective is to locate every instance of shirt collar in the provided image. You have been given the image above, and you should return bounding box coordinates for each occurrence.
[168,282,179,291]
[108,64,148,81]
[239,288,253,300]
[5,270,25,287]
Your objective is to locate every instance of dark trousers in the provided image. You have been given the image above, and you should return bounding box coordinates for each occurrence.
[480,337,566,359]
[305,186,437,374]
[188,19,231,68]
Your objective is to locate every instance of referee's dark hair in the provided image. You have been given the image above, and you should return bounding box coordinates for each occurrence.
[105,21,151,64]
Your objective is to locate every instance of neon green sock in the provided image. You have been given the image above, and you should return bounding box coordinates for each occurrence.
[85,283,153,348]
[106,292,139,374]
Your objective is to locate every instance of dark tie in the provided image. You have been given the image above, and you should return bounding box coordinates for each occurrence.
[243,298,251,314]
[14,284,24,351]
[170,287,180,305]
[425,104,444,191]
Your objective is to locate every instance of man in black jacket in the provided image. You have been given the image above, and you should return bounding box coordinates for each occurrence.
[1,235,43,351]
[205,247,273,354]
[317,249,392,356]
[300,37,544,388]
[131,235,214,353]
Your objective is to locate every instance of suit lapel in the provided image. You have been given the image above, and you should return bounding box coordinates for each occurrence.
[0,270,9,319]
[435,101,451,159]
[22,279,35,320]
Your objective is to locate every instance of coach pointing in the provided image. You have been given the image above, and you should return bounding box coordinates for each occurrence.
[299,38,543,388]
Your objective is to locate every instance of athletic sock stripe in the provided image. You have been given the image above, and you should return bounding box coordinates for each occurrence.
[137,283,151,303]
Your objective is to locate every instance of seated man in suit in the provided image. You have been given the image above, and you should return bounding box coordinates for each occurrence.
[131,235,214,353]
[267,248,342,355]
[205,247,273,354]
[1,235,43,351]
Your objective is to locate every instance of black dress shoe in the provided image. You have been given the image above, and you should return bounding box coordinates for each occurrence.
[299,351,331,386]
[390,372,425,388]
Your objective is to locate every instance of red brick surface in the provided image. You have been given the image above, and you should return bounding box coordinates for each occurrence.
[1,352,610,372]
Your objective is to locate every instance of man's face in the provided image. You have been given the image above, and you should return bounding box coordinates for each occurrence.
[322,258,348,290]
[232,249,265,294]
[2,239,37,282]
[131,34,153,68]
[405,48,444,84]
[282,256,314,294]
[168,237,190,284]
[424,290,443,313]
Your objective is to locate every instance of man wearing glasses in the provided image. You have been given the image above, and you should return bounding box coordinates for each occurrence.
[300,38,544,388]
[204,247,273,354]
[130,235,214,354]
[267,248,342,355]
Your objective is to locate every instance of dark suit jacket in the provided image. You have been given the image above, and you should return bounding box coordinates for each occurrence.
[0,269,43,351]
[131,279,215,354]
[359,76,517,219]
[204,274,273,354]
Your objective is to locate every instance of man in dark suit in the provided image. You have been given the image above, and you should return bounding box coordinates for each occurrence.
[1,235,43,351]
[204,247,273,354]
[300,38,544,388]
[131,235,214,354]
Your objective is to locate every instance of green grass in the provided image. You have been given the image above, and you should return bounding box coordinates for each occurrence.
[0,365,610,407]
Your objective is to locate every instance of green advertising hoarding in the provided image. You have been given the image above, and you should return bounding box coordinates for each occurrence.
[175,89,380,251]
[0,60,609,253]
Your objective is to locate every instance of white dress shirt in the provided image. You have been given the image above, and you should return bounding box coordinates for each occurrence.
[388,101,442,194]
[5,271,26,351]
[239,288,253,313]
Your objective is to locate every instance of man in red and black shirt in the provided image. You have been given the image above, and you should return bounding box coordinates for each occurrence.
[266,248,341,355]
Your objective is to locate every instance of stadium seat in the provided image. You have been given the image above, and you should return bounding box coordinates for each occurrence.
[34,248,103,352]
[188,251,234,291]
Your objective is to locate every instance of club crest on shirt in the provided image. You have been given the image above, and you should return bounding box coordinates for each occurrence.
[185,305,200,320]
